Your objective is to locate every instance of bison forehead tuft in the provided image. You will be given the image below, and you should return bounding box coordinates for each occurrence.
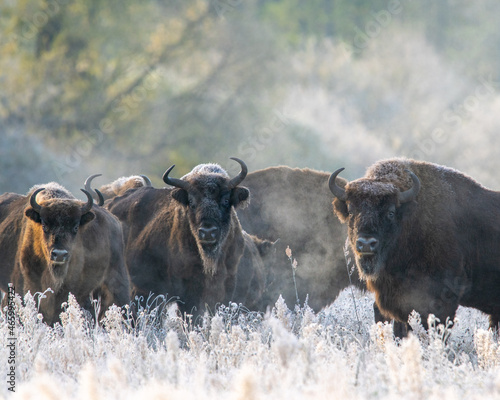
[182,163,230,180]
[346,180,399,200]
[109,175,147,190]
[28,182,75,201]
[365,158,416,191]
[38,199,84,219]
[190,175,231,192]
[182,164,234,191]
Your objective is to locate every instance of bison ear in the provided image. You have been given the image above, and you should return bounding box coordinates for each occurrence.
[230,187,250,208]
[332,198,349,224]
[80,211,95,226]
[25,208,41,223]
[171,188,189,206]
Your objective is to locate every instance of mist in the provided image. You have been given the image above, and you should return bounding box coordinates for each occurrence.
[1,1,499,193]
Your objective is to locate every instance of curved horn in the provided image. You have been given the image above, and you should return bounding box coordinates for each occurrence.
[228,157,248,188]
[84,174,102,201]
[29,188,45,213]
[328,168,347,202]
[95,189,105,206]
[398,170,421,204]
[140,175,153,187]
[162,165,190,190]
[80,189,94,214]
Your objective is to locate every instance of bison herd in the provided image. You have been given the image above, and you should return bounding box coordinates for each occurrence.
[1,157,499,334]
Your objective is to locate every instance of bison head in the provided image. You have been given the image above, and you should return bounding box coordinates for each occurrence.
[329,168,420,280]
[24,188,95,282]
[163,157,250,274]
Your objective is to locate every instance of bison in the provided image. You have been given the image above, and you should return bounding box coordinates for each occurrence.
[84,173,152,203]
[329,157,500,330]
[3,182,131,325]
[237,166,361,312]
[87,171,274,311]
[106,158,251,315]
[0,192,25,297]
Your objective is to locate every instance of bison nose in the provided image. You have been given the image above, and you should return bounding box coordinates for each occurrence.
[50,249,69,263]
[356,236,379,254]
[198,226,220,242]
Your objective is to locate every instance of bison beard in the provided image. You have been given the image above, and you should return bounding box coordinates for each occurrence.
[329,158,500,331]
[195,227,227,276]
[183,196,233,277]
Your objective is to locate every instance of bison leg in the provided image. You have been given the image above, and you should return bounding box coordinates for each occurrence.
[224,271,238,305]
[489,315,499,332]
[373,302,408,338]
[202,270,230,314]
[21,265,61,325]
[1,268,24,311]
[393,320,409,338]
[373,301,384,323]
[101,250,131,316]
[39,289,65,326]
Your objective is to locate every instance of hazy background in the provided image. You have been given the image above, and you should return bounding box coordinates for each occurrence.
[1,0,500,195]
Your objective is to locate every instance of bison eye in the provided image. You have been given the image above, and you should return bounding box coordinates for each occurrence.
[221,198,230,208]
[188,199,196,210]
[72,225,79,234]
[387,211,395,220]
[42,223,49,233]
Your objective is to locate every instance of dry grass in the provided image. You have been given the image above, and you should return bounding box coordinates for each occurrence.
[1,286,498,399]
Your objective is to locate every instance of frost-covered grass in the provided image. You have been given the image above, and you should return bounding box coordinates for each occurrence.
[1,287,499,399]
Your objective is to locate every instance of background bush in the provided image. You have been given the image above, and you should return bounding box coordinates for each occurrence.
[1,1,499,192]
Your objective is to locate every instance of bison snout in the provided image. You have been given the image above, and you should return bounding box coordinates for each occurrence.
[198,225,220,243]
[356,236,379,255]
[50,249,69,263]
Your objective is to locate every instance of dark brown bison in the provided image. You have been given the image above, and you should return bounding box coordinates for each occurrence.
[106,158,250,315]
[329,158,500,330]
[88,172,274,311]
[84,174,152,202]
[231,231,275,311]
[237,166,361,312]
[0,193,25,296]
[4,182,131,325]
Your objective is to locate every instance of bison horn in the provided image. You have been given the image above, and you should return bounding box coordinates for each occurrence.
[30,188,45,213]
[162,165,190,190]
[398,170,421,204]
[80,189,94,213]
[228,157,248,188]
[84,174,102,203]
[328,168,347,202]
[140,175,153,187]
[94,189,105,206]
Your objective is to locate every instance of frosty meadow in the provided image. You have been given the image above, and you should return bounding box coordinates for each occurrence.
[0,288,498,399]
